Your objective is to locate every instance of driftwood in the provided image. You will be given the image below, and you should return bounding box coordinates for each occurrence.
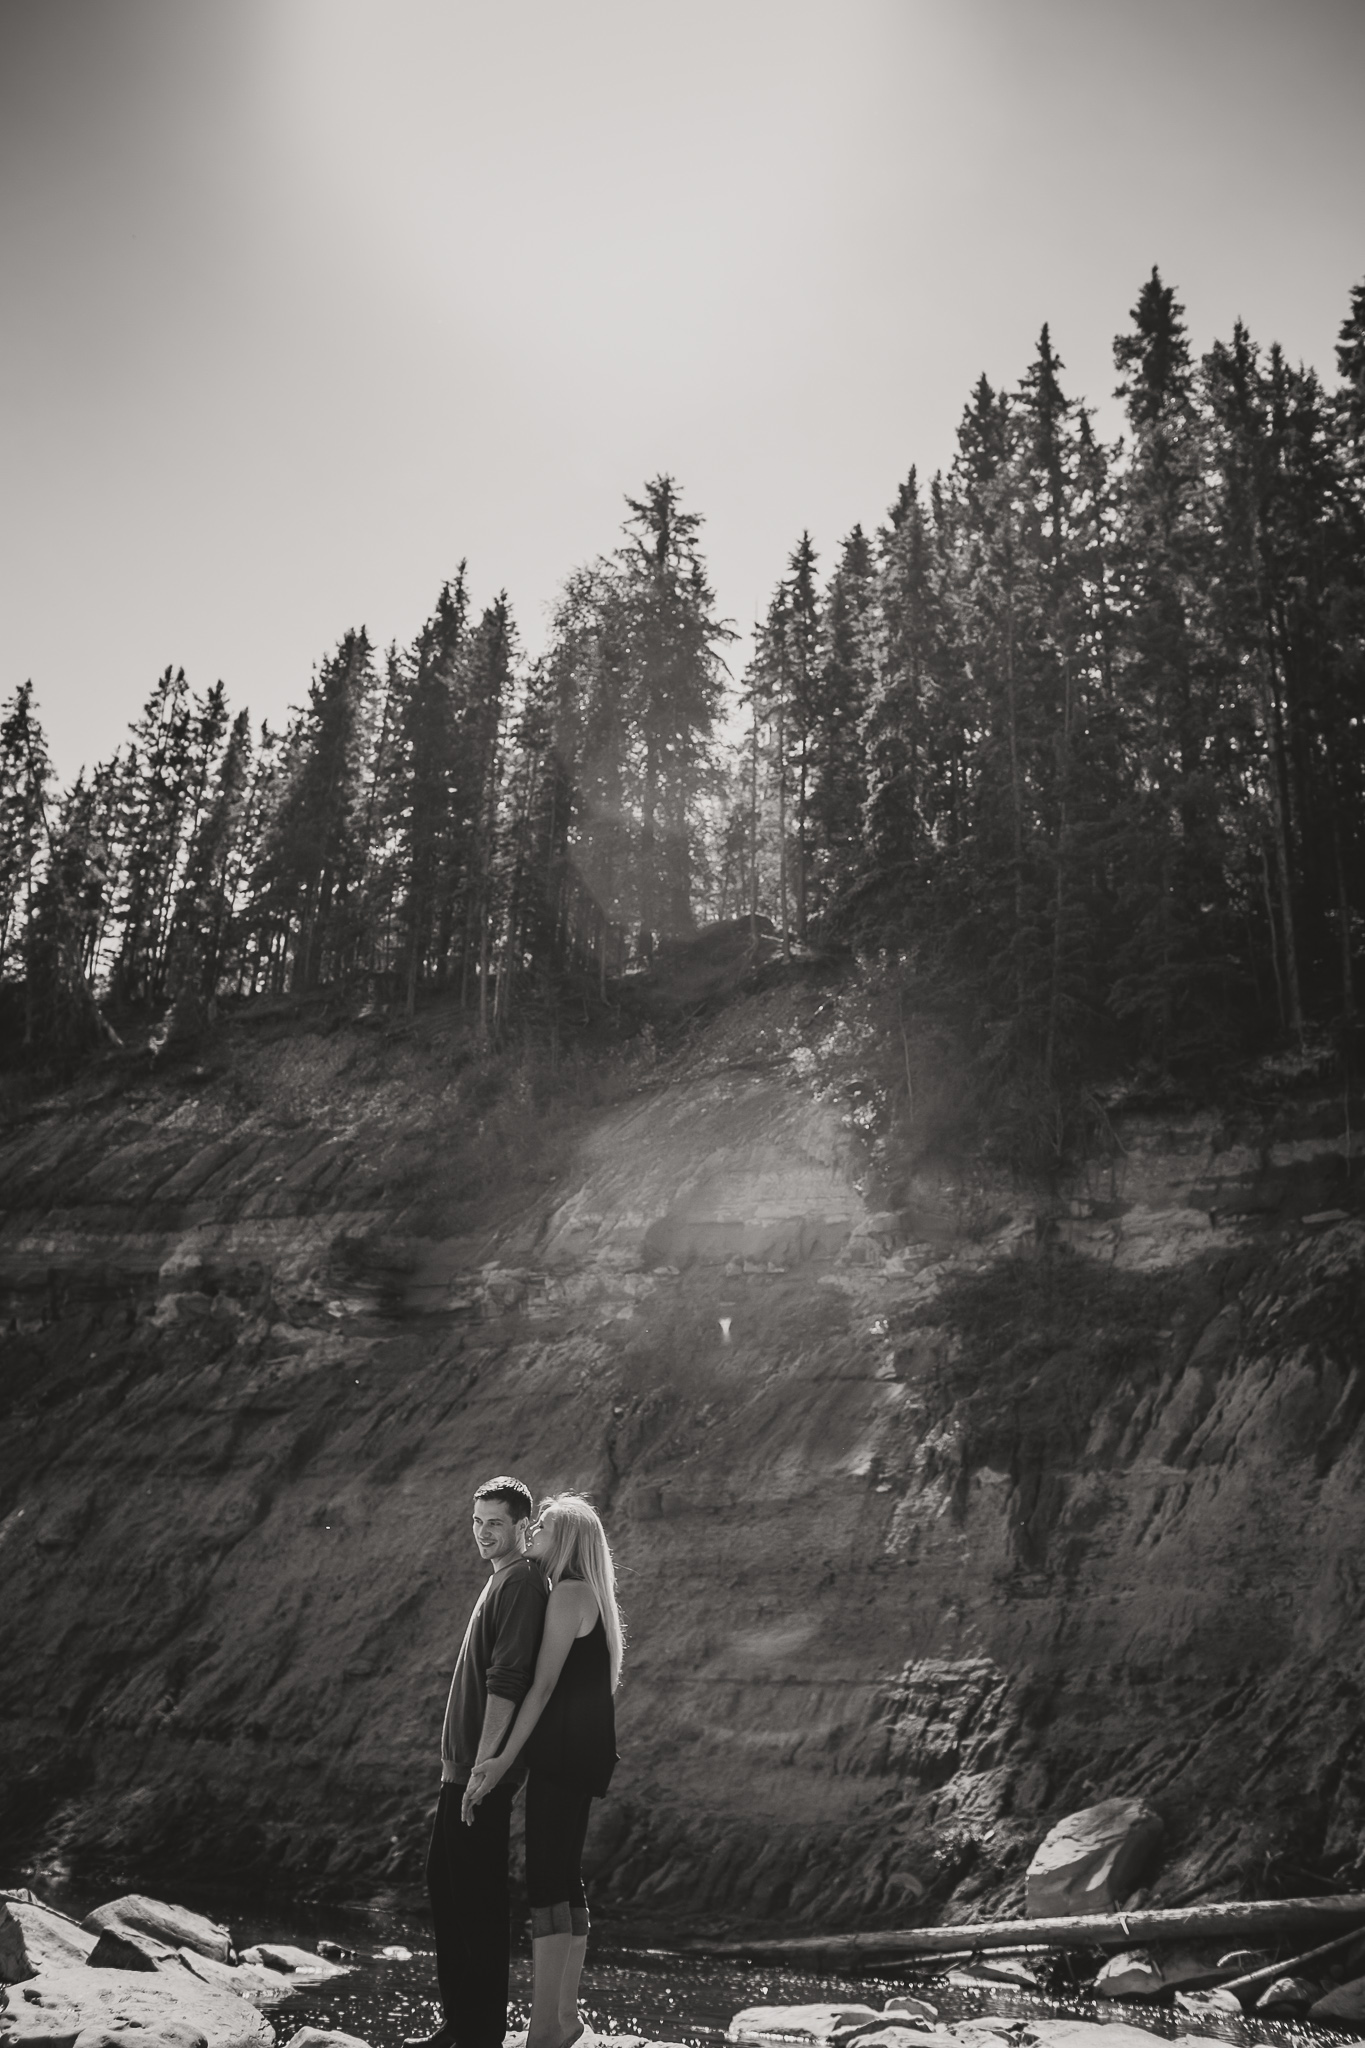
[1219,1922,1365,1996]
[688,1893,1365,1966]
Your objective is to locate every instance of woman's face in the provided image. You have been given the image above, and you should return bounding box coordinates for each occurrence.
[526,1512,555,1561]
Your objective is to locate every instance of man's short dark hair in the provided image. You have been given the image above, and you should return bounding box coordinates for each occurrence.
[474,1475,533,1522]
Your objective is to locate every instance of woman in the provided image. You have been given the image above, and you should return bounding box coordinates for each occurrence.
[463,1493,622,2048]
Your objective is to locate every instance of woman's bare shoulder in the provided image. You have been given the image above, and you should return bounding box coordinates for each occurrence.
[549,1578,598,1621]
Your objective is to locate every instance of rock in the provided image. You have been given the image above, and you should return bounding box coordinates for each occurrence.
[1173,1989,1242,2017]
[82,1904,231,1968]
[946,1960,1037,1990]
[1093,1946,1221,1998]
[314,1945,359,1965]
[728,2009,881,2044]
[1309,1973,1365,2022]
[0,1903,99,1984]
[1,1967,271,2048]
[172,1953,291,2008]
[238,1947,346,1981]
[882,2004,938,2025]
[1093,1952,1161,1999]
[1254,1976,1316,2013]
[837,2033,941,2048]
[87,1931,175,1974]
[1024,1799,1164,1918]
[280,2032,372,2048]
[73,2026,207,2048]
[1009,2027,1165,2048]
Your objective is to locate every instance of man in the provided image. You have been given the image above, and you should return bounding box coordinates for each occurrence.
[407,1475,548,2048]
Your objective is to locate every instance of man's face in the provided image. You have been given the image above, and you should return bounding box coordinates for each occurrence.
[472,1497,525,1568]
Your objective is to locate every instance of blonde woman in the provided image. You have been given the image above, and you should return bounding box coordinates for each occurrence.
[463,1493,622,2048]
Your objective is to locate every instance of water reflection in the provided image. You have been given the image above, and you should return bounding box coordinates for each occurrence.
[267,1943,1363,2048]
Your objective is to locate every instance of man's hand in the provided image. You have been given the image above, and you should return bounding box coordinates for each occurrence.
[461,1754,508,1825]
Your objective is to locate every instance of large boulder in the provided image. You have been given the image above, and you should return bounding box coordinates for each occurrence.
[0,1903,98,1984]
[0,1965,272,2048]
[71,2028,206,2048]
[1024,1798,1164,1918]
[86,1932,175,1975]
[81,1904,231,1969]
[1309,1974,1365,2023]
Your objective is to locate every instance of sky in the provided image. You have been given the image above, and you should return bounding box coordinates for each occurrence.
[2,0,1363,782]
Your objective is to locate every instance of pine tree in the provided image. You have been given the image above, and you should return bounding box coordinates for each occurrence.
[23,776,111,1062]
[811,525,874,920]
[617,476,729,958]
[0,681,51,983]
[394,575,466,1014]
[257,630,378,993]
[1109,269,1225,1058]
[459,595,516,1030]
[163,709,253,1037]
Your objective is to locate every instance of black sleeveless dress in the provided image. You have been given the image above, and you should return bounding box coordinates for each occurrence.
[523,1613,617,1797]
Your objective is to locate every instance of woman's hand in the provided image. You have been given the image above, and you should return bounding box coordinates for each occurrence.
[461,1754,508,1826]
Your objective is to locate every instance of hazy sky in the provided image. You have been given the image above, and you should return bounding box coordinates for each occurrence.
[3,0,1363,780]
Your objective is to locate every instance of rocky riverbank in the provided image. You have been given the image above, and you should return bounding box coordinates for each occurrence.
[2,960,1364,1927]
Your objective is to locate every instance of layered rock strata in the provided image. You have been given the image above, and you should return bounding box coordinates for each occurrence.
[2,998,1363,1929]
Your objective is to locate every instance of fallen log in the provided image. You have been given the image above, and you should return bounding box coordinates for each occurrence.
[685,1894,1365,1966]
[1219,1923,1365,1997]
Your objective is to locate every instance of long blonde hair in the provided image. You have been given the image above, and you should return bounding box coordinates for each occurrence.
[536,1493,624,1690]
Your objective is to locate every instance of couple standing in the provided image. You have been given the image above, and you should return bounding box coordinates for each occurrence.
[408,1477,622,2048]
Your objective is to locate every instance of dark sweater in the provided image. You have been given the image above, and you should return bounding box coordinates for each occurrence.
[440,1556,547,1782]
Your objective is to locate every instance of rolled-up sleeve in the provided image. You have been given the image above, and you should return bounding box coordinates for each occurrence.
[485,1571,544,1704]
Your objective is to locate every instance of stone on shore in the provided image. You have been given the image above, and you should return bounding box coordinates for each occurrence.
[1001,2026,1165,2048]
[173,1953,293,2007]
[1,1966,272,2048]
[81,1905,232,1969]
[240,1949,347,1982]
[1254,1975,1316,2013]
[0,1904,98,1985]
[882,2004,937,2025]
[87,1932,175,1974]
[1093,1952,1161,1999]
[280,2031,371,2048]
[839,2023,945,2039]
[72,2027,207,2048]
[728,2008,881,2043]
[1024,1799,1164,1918]
[1173,1989,1241,2017]
[1309,1974,1365,2023]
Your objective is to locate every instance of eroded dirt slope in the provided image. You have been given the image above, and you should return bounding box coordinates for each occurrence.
[2,978,1364,1930]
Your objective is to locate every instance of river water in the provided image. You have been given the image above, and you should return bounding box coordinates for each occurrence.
[6,1883,1359,2048]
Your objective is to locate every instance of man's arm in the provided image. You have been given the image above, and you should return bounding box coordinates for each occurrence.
[472,1692,517,1766]
[485,1569,545,1708]
[472,1568,545,1770]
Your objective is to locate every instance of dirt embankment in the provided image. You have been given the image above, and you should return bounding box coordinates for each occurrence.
[2,966,1364,1932]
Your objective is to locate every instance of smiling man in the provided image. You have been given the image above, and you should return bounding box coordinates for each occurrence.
[408,1475,548,2048]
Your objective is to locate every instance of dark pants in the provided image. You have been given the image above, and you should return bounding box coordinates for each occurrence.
[524,1772,593,1914]
[425,1778,516,2048]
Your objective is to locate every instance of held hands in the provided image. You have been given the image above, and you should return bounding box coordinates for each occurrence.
[461,1753,509,1826]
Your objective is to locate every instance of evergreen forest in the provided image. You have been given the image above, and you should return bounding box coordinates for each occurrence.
[4,271,1364,1162]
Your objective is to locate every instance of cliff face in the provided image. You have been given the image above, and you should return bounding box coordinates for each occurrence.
[2,974,1364,1931]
